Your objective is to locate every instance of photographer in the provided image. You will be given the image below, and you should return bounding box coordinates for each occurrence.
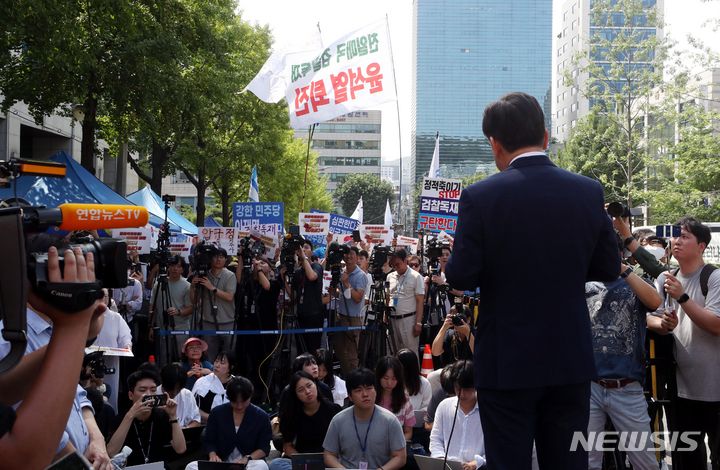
[330,246,368,374]
[431,306,474,367]
[149,255,192,360]
[292,241,325,353]
[112,263,143,324]
[191,247,237,361]
[0,242,107,468]
[612,216,666,280]
[387,248,425,354]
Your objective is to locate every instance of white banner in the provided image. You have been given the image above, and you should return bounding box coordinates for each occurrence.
[396,235,419,255]
[360,224,393,246]
[299,212,330,237]
[198,227,239,256]
[111,227,152,254]
[245,18,397,128]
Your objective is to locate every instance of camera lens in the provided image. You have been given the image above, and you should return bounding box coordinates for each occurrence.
[607,202,624,218]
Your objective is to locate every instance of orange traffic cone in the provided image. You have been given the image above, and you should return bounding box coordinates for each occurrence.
[420,344,434,377]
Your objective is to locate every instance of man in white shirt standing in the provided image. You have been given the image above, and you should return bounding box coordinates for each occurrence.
[387,248,425,355]
[430,360,486,470]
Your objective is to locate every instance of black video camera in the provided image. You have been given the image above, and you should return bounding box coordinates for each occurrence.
[81,351,116,380]
[607,201,631,219]
[281,225,306,272]
[369,246,393,281]
[192,241,218,277]
[239,236,266,270]
[425,237,450,261]
[326,242,350,288]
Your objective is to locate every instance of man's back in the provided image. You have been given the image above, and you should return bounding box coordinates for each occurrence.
[446,155,619,389]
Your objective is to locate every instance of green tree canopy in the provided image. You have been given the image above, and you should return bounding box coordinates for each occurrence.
[334,174,394,224]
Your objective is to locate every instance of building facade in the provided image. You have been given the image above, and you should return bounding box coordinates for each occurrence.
[412,0,552,183]
[553,0,664,143]
[294,110,381,192]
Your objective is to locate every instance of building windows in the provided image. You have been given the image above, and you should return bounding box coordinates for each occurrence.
[313,123,380,133]
[318,157,380,167]
[312,139,379,150]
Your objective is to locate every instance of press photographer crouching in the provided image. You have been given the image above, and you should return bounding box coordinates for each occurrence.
[190,243,237,361]
[0,235,109,468]
[431,302,475,368]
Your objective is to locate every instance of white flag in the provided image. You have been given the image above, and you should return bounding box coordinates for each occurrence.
[384,199,393,227]
[428,132,440,178]
[350,197,363,224]
[244,18,397,128]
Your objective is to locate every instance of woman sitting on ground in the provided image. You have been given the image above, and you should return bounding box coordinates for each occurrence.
[191,351,234,423]
[315,348,347,407]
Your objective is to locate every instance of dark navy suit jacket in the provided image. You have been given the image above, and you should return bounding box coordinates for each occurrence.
[445,154,619,390]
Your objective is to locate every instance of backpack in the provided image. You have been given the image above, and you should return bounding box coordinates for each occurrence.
[672,264,718,298]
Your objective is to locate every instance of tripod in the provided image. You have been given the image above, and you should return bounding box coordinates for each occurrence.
[359,276,397,368]
[151,267,177,365]
[261,268,307,406]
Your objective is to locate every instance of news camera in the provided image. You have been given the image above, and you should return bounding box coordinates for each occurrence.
[424,237,450,277]
[607,201,631,219]
[239,235,266,270]
[192,241,218,277]
[281,225,306,272]
[326,242,350,288]
[81,351,116,380]
[369,245,393,282]
[0,157,148,374]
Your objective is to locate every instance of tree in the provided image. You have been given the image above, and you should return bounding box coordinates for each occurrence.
[334,174,394,224]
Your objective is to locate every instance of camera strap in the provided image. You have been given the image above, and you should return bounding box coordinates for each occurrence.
[36,281,104,313]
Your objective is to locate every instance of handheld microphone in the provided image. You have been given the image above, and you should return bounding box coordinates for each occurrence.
[22,204,149,231]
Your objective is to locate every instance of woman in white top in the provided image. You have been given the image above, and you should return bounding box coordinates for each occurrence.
[398,348,432,412]
[159,362,201,428]
[315,348,347,406]
[192,351,234,423]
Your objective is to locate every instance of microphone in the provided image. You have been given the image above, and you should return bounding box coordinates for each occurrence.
[23,203,150,231]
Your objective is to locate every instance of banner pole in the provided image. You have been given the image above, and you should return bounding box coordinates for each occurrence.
[302,124,316,212]
[386,14,403,232]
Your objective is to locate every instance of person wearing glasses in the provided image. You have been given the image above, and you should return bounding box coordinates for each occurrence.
[387,248,425,355]
[407,255,422,273]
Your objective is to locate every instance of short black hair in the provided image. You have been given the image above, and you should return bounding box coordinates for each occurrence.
[168,255,184,266]
[226,376,254,402]
[676,217,711,247]
[482,92,546,153]
[214,248,228,258]
[440,364,456,395]
[127,369,160,391]
[452,360,474,389]
[646,236,668,249]
[303,239,314,250]
[160,362,187,392]
[358,250,369,259]
[346,367,376,391]
[292,353,317,373]
[392,248,408,261]
[348,246,360,256]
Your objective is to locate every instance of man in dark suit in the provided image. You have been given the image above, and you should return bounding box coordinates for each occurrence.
[445,92,619,470]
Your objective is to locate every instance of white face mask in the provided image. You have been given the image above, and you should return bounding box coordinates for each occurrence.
[645,245,666,261]
[96,384,107,395]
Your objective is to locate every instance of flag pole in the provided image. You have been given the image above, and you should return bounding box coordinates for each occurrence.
[302,124,316,212]
[386,13,403,233]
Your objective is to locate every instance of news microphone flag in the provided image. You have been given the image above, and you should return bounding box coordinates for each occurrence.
[25,204,150,231]
[249,166,259,202]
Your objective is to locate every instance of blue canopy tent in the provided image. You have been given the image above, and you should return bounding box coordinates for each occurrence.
[203,216,221,227]
[0,151,170,230]
[126,187,198,235]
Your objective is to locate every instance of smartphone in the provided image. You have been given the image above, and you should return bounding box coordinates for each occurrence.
[656,225,681,238]
[46,451,92,469]
[142,394,167,407]
[352,230,361,243]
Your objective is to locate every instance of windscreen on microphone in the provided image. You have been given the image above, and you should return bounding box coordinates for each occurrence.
[23,204,149,232]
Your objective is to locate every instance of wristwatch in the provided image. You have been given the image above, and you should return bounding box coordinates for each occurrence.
[620,267,633,279]
[677,293,690,304]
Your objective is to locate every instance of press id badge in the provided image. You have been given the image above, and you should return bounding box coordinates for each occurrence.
[392,296,398,307]
[359,461,368,470]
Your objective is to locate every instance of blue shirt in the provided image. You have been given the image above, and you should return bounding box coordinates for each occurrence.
[0,308,90,453]
[585,279,648,382]
[337,266,369,318]
[204,402,272,460]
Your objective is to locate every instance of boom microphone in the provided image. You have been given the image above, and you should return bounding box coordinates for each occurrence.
[22,204,149,231]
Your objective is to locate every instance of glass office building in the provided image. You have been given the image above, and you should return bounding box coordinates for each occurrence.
[412,0,552,182]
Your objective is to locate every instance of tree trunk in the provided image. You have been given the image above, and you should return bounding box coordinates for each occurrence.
[220,182,231,226]
[195,165,207,223]
[80,95,98,174]
[150,141,169,195]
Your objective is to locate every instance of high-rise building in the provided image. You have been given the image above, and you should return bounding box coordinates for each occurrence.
[553,0,664,143]
[295,110,381,192]
[412,0,552,183]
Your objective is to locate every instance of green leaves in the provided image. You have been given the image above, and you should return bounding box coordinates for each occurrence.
[334,173,394,224]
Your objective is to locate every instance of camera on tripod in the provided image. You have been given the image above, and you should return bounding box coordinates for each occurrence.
[369,246,393,281]
[192,241,219,277]
[239,236,266,271]
[424,237,450,276]
[81,351,115,379]
[281,225,306,273]
[326,242,350,288]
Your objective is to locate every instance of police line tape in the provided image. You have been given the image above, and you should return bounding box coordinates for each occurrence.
[156,325,371,336]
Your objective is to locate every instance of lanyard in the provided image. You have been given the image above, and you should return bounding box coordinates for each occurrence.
[352,407,376,455]
[133,420,154,464]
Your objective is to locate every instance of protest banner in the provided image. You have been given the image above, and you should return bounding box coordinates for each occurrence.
[111,227,152,254]
[417,177,462,235]
[198,227,239,255]
[360,224,393,245]
[249,229,279,259]
[310,210,359,246]
[245,18,397,128]
[300,212,330,248]
[169,234,192,260]
[233,202,284,238]
[395,235,419,255]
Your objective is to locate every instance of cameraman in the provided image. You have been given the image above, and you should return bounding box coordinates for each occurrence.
[0,241,108,468]
[191,248,237,361]
[330,246,368,374]
[149,255,192,361]
[431,307,474,367]
[292,241,325,353]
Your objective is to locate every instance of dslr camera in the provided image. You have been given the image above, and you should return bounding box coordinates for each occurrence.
[281,225,306,272]
[607,201,631,219]
[81,351,115,380]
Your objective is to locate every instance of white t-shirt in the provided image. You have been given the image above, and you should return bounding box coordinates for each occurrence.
[192,373,230,410]
[408,376,433,413]
[157,385,201,427]
[331,376,348,406]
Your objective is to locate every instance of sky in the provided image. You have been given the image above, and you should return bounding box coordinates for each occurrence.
[237,0,720,166]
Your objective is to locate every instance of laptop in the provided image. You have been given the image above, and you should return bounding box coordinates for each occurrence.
[197,462,245,470]
[414,455,464,470]
[125,463,165,470]
[290,452,325,470]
